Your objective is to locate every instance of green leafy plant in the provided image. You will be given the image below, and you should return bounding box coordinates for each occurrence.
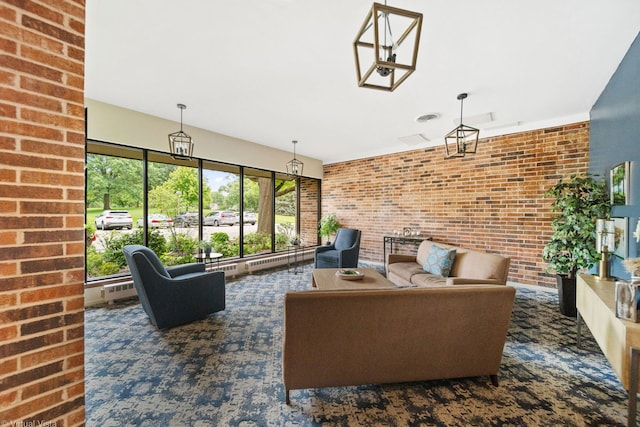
[197,239,212,251]
[319,213,341,243]
[542,174,611,279]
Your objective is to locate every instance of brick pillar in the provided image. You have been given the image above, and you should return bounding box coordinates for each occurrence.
[0,1,86,425]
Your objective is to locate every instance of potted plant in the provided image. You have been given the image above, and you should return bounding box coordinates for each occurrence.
[198,239,213,255]
[542,174,610,317]
[319,213,341,245]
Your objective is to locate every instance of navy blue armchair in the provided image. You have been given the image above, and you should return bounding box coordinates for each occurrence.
[123,245,225,329]
[314,228,361,268]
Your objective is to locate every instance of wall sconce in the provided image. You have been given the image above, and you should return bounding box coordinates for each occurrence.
[353,2,423,92]
[168,103,194,159]
[445,93,479,158]
[286,140,304,177]
[596,219,616,280]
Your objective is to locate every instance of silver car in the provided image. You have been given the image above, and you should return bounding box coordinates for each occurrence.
[204,211,239,226]
[95,210,133,230]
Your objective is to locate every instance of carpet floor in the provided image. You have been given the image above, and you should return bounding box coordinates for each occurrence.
[85,263,629,426]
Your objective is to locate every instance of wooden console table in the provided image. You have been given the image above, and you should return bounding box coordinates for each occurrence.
[576,274,640,426]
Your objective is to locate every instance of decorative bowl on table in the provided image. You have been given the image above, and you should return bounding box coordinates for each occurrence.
[336,269,364,280]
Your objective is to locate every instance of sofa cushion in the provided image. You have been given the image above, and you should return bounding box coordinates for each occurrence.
[410,273,448,287]
[387,262,425,283]
[423,244,456,277]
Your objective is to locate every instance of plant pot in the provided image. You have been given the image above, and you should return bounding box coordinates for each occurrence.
[556,274,577,317]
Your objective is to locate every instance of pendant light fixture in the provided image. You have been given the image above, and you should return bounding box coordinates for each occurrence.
[353,1,423,92]
[286,140,304,177]
[168,103,194,159]
[444,93,479,158]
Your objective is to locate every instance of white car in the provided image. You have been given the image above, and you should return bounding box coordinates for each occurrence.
[136,213,174,228]
[95,210,133,230]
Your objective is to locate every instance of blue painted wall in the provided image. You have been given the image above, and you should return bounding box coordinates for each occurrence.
[590,31,640,279]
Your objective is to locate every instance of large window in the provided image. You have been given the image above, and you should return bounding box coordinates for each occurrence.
[85,140,320,281]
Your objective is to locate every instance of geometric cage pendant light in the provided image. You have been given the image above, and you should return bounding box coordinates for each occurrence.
[444,93,479,159]
[286,140,304,177]
[168,103,195,159]
[353,2,423,92]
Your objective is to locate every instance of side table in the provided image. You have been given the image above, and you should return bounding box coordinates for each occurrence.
[383,235,432,262]
[287,245,307,274]
[194,252,223,270]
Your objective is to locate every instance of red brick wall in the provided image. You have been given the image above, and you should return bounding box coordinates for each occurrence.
[0,1,86,425]
[322,122,590,288]
[299,177,319,245]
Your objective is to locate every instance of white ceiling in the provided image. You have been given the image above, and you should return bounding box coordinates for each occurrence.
[85,0,640,164]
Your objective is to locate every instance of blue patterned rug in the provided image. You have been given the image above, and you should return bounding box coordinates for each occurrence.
[85,263,629,426]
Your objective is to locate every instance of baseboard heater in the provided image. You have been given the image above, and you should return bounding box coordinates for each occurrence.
[216,263,238,277]
[245,249,315,273]
[103,281,137,304]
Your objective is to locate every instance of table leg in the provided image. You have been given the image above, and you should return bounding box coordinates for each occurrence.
[629,347,639,427]
[576,310,583,349]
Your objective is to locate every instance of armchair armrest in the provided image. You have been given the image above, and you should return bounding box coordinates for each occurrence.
[387,253,416,265]
[315,245,335,254]
[446,277,504,286]
[167,263,205,278]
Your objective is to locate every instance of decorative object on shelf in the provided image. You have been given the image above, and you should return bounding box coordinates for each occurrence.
[319,213,341,245]
[403,227,412,237]
[596,219,615,280]
[286,140,304,177]
[612,217,628,259]
[623,257,640,279]
[542,174,610,317]
[335,269,365,280]
[610,161,629,205]
[353,1,423,92]
[168,103,194,159]
[615,279,640,322]
[445,93,479,159]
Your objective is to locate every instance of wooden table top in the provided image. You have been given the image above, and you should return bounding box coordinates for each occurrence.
[311,268,396,291]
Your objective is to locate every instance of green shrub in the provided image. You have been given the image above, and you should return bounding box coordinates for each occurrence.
[86,246,120,277]
[101,229,167,268]
[211,232,230,245]
[243,232,271,255]
[167,231,198,256]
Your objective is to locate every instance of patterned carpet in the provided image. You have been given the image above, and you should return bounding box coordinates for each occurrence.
[85,263,629,426]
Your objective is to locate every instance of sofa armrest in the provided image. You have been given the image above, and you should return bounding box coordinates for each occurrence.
[387,253,416,265]
[167,263,205,277]
[446,277,504,286]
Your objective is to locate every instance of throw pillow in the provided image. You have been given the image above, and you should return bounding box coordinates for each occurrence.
[423,245,456,277]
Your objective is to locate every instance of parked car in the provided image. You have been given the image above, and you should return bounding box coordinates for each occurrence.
[173,212,199,227]
[136,213,174,228]
[203,211,238,226]
[238,211,257,225]
[94,210,133,230]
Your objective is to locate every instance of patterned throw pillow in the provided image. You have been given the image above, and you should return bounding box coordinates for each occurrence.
[422,244,457,277]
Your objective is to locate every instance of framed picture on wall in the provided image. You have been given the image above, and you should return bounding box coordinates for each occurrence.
[611,162,630,205]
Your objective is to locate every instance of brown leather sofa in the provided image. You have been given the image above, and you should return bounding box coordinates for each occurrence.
[386,240,510,287]
[282,285,516,403]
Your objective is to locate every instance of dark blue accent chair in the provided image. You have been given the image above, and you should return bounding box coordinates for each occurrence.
[314,228,362,268]
[123,245,225,329]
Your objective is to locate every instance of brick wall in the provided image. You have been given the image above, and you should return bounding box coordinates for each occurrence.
[0,1,85,425]
[299,177,319,245]
[322,122,590,288]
